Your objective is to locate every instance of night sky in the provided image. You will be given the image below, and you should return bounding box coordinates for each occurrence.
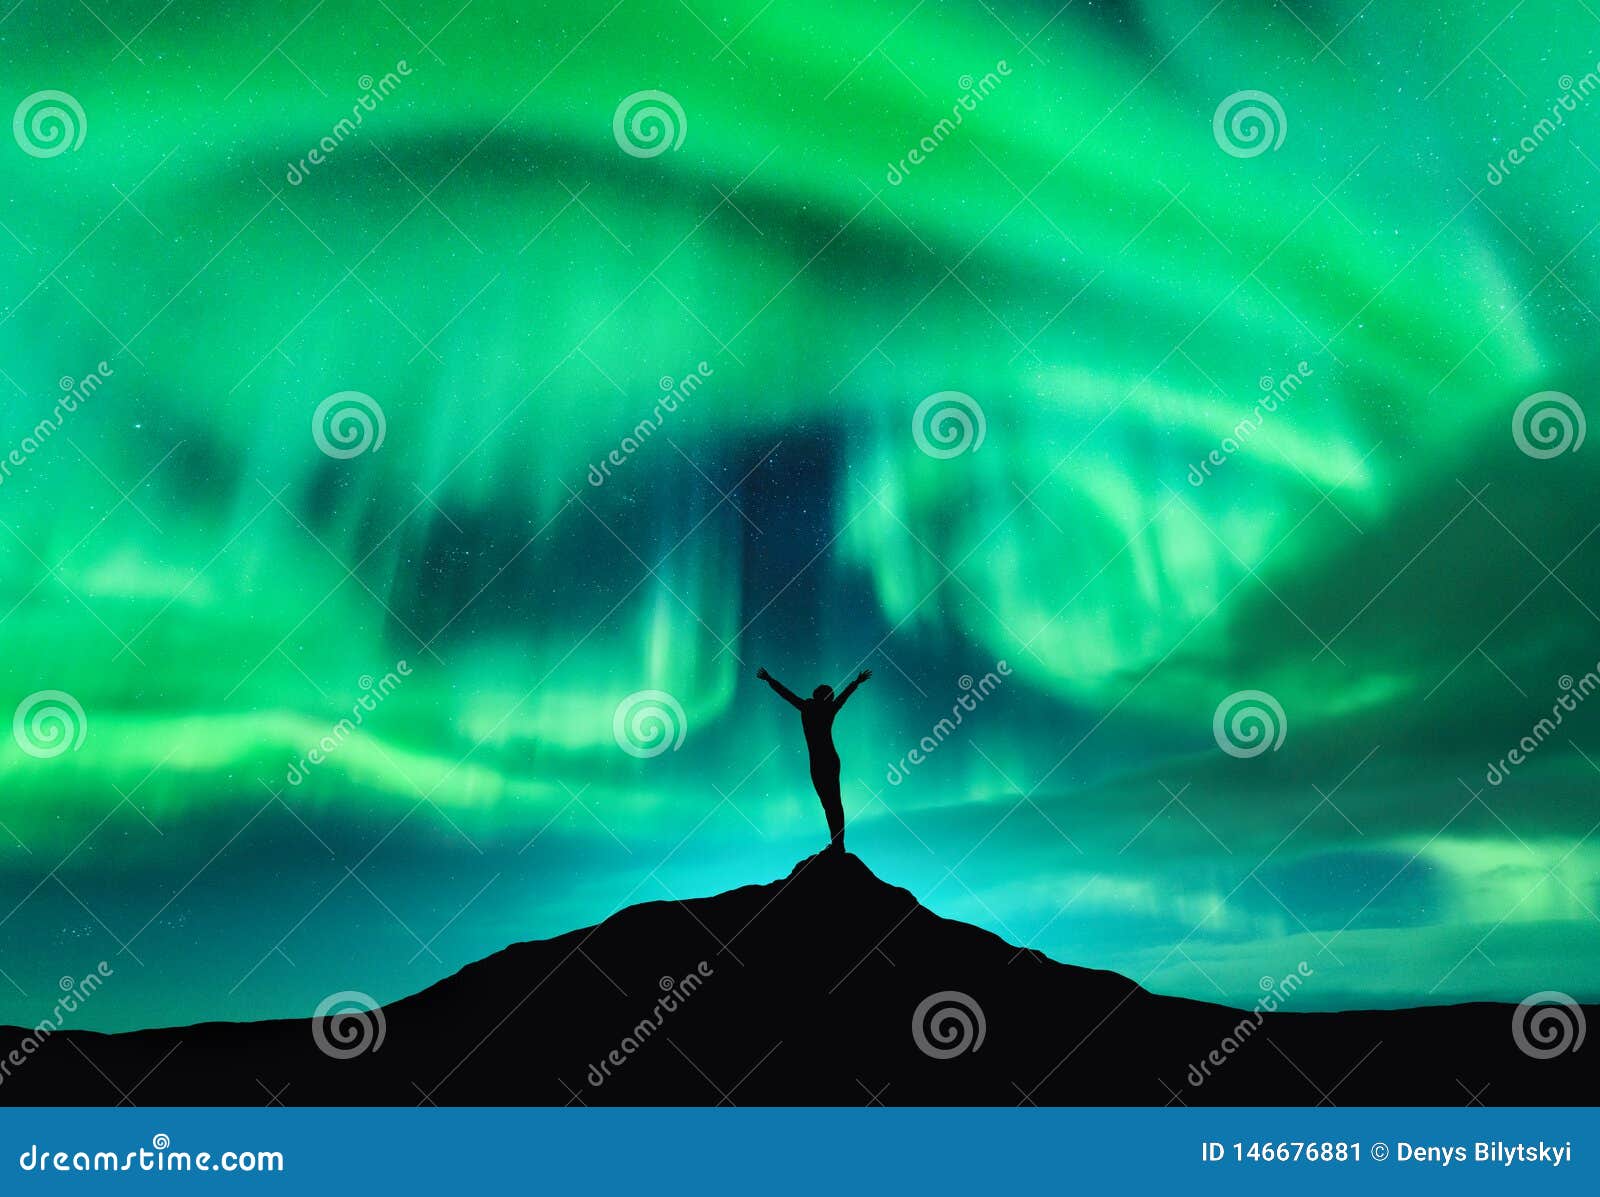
[2,0,1598,1033]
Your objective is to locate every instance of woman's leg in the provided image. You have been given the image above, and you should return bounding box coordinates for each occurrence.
[810,758,845,851]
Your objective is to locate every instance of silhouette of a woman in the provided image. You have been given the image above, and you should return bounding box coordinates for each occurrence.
[757,666,871,853]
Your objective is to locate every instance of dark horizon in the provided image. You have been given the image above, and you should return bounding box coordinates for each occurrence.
[5,850,1592,1107]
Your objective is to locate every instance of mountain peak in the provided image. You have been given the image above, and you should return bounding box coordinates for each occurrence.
[1,855,1592,1105]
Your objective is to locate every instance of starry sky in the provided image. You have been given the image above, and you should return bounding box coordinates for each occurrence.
[1,0,1598,1033]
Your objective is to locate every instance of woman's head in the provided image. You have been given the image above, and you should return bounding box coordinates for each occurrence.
[812,684,834,701]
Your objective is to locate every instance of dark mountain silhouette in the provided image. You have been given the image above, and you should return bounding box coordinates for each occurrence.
[0,852,1589,1105]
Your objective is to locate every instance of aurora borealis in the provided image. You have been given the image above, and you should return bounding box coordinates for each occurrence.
[2,0,1598,1033]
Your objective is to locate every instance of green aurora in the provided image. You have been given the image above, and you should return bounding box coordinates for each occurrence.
[1,0,1599,1031]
